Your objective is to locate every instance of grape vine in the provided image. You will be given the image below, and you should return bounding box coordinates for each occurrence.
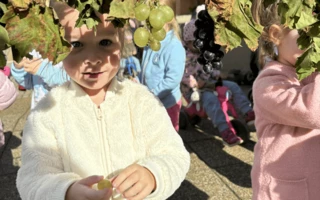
[205,0,320,80]
[133,1,174,51]
[0,0,173,68]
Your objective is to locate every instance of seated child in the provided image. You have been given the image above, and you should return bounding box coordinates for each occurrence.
[181,19,255,147]
[11,49,69,109]
[16,1,190,200]
[0,68,18,147]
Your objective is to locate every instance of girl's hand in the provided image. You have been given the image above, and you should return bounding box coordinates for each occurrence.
[13,57,42,74]
[66,175,112,200]
[112,164,156,200]
[22,58,42,75]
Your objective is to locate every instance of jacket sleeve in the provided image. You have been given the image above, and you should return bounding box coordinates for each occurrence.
[253,68,320,129]
[10,63,33,89]
[135,89,190,200]
[133,56,141,73]
[16,112,81,200]
[152,44,186,99]
[35,60,70,87]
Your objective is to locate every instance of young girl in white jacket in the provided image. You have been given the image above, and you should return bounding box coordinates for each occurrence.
[16,1,190,200]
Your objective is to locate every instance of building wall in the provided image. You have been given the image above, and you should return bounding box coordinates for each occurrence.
[176,0,205,15]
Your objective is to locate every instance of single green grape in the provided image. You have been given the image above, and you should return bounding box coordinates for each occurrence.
[148,8,165,30]
[150,39,161,51]
[159,5,174,23]
[151,28,166,41]
[134,27,149,47]
[97,179,112,190]
[134,3,150,21]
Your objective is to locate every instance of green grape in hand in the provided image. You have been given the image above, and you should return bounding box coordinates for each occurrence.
[134,27,150,47]
[97,179,112,190]
[134,3,150,21]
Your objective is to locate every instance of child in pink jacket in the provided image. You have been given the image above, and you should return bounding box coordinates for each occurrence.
[0,67,18,147]
[251,1,320,199]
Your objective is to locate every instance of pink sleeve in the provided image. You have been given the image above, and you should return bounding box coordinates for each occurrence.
[253,66,320,129]
[0,72,18,110]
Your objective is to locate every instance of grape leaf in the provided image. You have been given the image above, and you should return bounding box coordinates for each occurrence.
[278,0,316,29]
[207,0,262,52]
[296,48,315,80]
[109,0,135,19]
[5,4,70,64]
[0,26,9,50]
[10,0,47,10]
[214,22,242,52]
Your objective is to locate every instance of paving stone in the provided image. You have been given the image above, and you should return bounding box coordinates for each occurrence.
[169,153,239,200]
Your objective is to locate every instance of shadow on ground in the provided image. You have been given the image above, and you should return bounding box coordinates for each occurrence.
[179,118,255,189]
[0,132,22,200]
[168,179,209,200]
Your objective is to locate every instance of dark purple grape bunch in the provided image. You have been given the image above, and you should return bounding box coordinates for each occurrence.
[193,8,224,74]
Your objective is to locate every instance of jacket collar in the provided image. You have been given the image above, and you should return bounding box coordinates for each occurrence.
[68,77,124,105]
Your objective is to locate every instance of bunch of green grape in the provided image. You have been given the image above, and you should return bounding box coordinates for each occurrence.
[133,0,174,51]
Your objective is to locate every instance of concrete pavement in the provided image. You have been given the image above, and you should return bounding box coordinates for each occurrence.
[0,78,256,200]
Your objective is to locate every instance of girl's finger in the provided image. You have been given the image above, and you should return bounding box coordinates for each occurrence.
[86,188,113,200]
[129,187,151,200]
[78,175,104,187]
[123,181,143,198]
[116,172,139,194]
[112,165,137,188]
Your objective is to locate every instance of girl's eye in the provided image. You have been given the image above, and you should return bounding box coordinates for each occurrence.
[100,39,112,46]
[70,42,82,48]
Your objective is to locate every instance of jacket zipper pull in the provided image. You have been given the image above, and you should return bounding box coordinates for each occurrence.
[97,107,102,120]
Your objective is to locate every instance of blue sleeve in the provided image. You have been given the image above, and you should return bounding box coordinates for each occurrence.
[153,43,186,99]
[133,56,141,73]
[35,60,70,87]
[10,63,33,89]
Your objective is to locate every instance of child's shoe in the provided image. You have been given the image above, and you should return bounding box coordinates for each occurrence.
[220,128,243,147]
[245,110,255,126]
[18,85,26,91]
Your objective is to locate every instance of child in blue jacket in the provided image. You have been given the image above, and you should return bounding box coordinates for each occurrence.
[139,0,185,131]
[11,50,69,109]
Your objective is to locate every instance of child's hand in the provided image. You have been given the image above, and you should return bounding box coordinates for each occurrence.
[65,175,112,200]
[112,164,156,200]
[13,57,42,74]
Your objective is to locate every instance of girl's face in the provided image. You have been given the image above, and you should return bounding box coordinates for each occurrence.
[277,29,305,67]
[61,11,121,95]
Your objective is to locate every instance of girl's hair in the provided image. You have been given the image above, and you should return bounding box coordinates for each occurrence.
[121,24,137,58]
[251,0,281,68]
[160,0,182,40]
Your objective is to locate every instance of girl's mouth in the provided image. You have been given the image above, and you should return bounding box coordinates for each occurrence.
[82,72,104,79]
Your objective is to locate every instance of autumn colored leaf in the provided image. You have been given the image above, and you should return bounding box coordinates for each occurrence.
[207,0,262,52]
[5,4,70,64]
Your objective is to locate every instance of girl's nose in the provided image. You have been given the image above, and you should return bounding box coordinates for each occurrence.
[83,51,102,66]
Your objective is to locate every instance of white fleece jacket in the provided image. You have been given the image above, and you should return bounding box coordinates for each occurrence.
[16,78,190,200]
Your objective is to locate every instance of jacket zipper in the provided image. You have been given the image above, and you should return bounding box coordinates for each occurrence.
[97,107,108,176]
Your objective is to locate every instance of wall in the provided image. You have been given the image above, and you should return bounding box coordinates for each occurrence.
[176,0,205,15]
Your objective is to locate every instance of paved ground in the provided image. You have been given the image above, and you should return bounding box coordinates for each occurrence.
[0,78,256,200]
